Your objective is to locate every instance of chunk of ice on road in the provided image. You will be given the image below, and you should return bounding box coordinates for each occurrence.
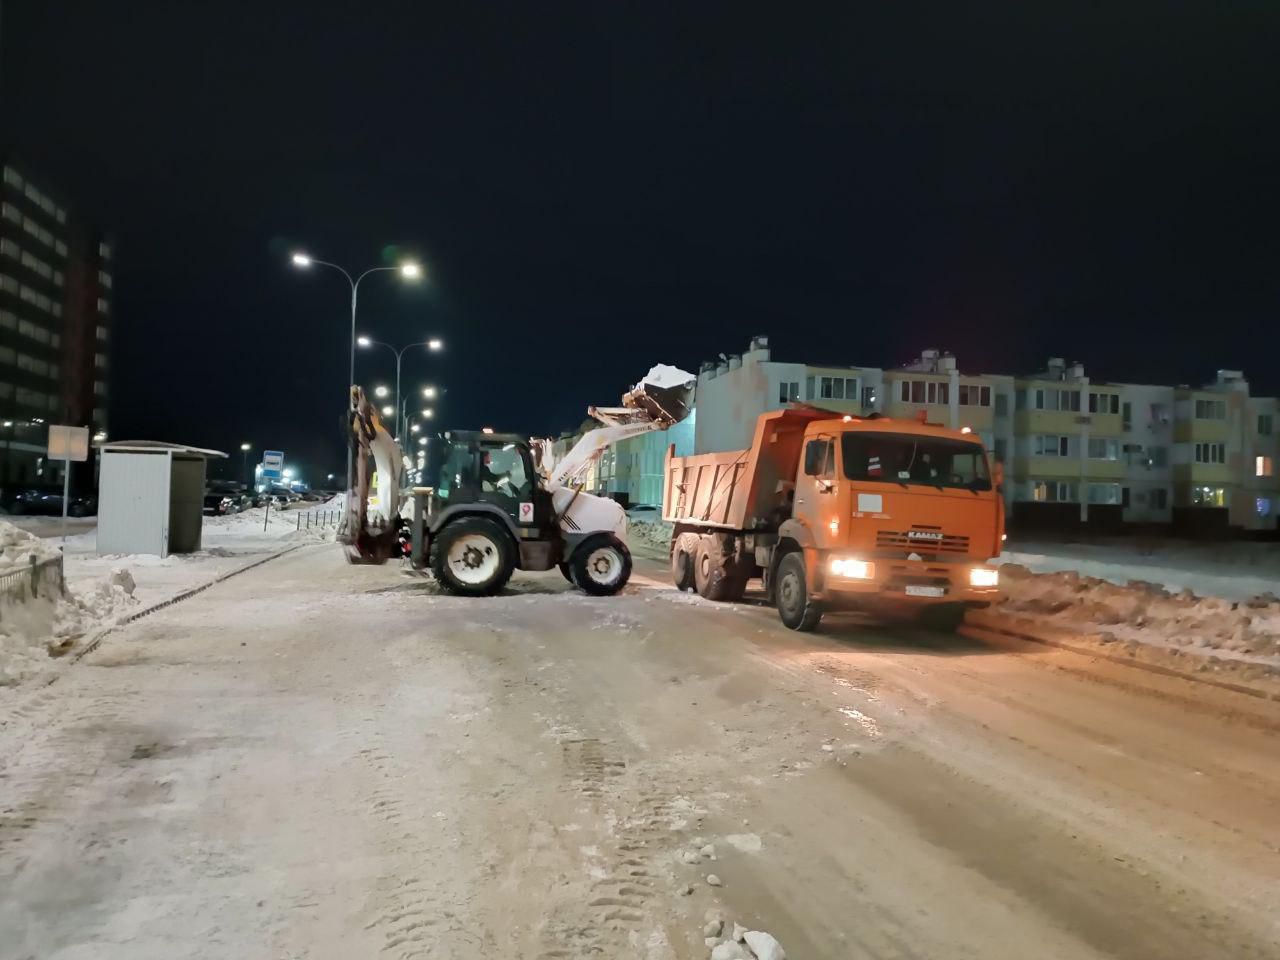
[725,833,762,854]
[743,931,787,960]
[710,941,751,960]
[700,843,717,860]
[706,873,722,886]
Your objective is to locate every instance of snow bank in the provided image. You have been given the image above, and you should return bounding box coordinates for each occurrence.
[629,519,672,549]
[0,519,145,685]
[996,563,1280,669]
[0,518,63,570]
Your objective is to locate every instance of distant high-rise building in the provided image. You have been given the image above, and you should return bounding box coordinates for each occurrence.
[0,157,111,488]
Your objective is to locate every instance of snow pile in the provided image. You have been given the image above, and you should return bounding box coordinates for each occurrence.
[628,519,672,548]
[0,518,63,570]
[997,563,1280,667]
[0,518,145,685]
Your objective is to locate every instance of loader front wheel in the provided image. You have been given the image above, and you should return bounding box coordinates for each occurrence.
[433,517,514,596]
[571,534,632,596]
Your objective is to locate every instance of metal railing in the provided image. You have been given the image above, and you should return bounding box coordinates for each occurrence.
[0,553,66,608]
[294,509,341,532]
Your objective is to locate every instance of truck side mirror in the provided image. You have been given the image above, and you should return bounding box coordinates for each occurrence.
[993,461,1004,491]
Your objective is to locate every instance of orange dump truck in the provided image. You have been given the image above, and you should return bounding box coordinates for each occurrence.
[663,406,1004,630]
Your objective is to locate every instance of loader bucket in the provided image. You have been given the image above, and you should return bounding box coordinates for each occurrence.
[624,365,696,427]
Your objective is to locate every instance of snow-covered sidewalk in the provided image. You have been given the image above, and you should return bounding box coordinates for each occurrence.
[0,507,332,686]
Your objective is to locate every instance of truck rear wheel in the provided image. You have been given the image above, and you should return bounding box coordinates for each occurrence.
[671,533,698,592]
[776,553,823,631]
[694,536,735,601]
[433,517,515,596]
[571,534,632,596]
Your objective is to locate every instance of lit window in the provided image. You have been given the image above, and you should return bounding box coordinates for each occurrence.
[2,166,22,188]
[0,202,19,223]
[96,325,109,340]
[54,239,66,256]
[1258,456,1275,478]
[0,239,16,258]
[0,274,17,294]
[98,241,112,259]
[1032,480,1076,503]
[97,297,109,314]
[1192,486,1226,507]
[52,270,63,287]
[1259,498,1273,518]
[98,270,112,289]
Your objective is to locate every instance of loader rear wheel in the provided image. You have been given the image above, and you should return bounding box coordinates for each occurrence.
[433,517,514,596]
[671,533,698,592]
[694,536,734,602]
[571,534,632,596]
[776,553,823,631]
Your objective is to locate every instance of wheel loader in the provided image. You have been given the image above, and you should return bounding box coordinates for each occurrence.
[339,365,695,597]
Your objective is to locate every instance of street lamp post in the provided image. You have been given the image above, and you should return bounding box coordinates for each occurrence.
[289,253,421,500]
[357,336,444,439]
[239,442,251,488]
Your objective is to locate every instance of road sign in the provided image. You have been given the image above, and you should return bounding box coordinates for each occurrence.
[262,449,284,480]
[48,425,90,462]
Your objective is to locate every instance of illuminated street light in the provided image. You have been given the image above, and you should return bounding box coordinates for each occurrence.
[481,427,494,435]
[410,423,420,433]
[421,408,434,419]
[381,405,395,417]
[422,386,437,398]
[417,437,427,446]
[374,385,389,398]
[358,337,445,440]
[287,252,425,497]
[283,468,294,479]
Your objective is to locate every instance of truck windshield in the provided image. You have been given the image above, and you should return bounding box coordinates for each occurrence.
[841,432,991,491]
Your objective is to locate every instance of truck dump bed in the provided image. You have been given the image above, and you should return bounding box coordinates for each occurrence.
[663,406,830,530]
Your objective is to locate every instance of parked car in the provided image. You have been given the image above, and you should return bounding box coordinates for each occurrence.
[625,503,662,521]
[7,488,98,517]
[203,492,234,516]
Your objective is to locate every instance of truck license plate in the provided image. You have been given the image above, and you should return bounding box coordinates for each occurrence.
[906,585,945,598]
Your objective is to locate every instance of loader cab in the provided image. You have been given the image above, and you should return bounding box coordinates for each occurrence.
[425,431,554,529]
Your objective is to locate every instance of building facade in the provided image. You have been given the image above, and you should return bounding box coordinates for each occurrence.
[688,338,1280,534]
[0,158,111,489]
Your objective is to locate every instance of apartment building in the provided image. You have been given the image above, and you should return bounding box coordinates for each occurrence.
[0,158,112,488]
[1173,370,1279,532]
[655,337,1279,535]
[694,336,884,453]
[881,349,1015,472]
[1115,382,1175,524]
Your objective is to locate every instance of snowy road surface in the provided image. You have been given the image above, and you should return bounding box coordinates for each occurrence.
[2,544,1278,959]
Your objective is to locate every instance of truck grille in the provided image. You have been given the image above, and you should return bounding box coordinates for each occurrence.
[876,528,970,554]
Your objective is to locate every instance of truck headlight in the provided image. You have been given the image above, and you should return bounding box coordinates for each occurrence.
[829,557,874,580]
[969,567,999,588]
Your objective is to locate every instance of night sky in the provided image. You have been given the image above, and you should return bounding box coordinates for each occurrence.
[3,3,1278,483]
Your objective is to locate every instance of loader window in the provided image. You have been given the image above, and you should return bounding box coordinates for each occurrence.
[480,443,532,500]
[841,432,990,491]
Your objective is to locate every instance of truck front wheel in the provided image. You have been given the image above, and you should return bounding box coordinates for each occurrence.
[571,534,632,596]
[433,517,515,596]
[775,553,823,631]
